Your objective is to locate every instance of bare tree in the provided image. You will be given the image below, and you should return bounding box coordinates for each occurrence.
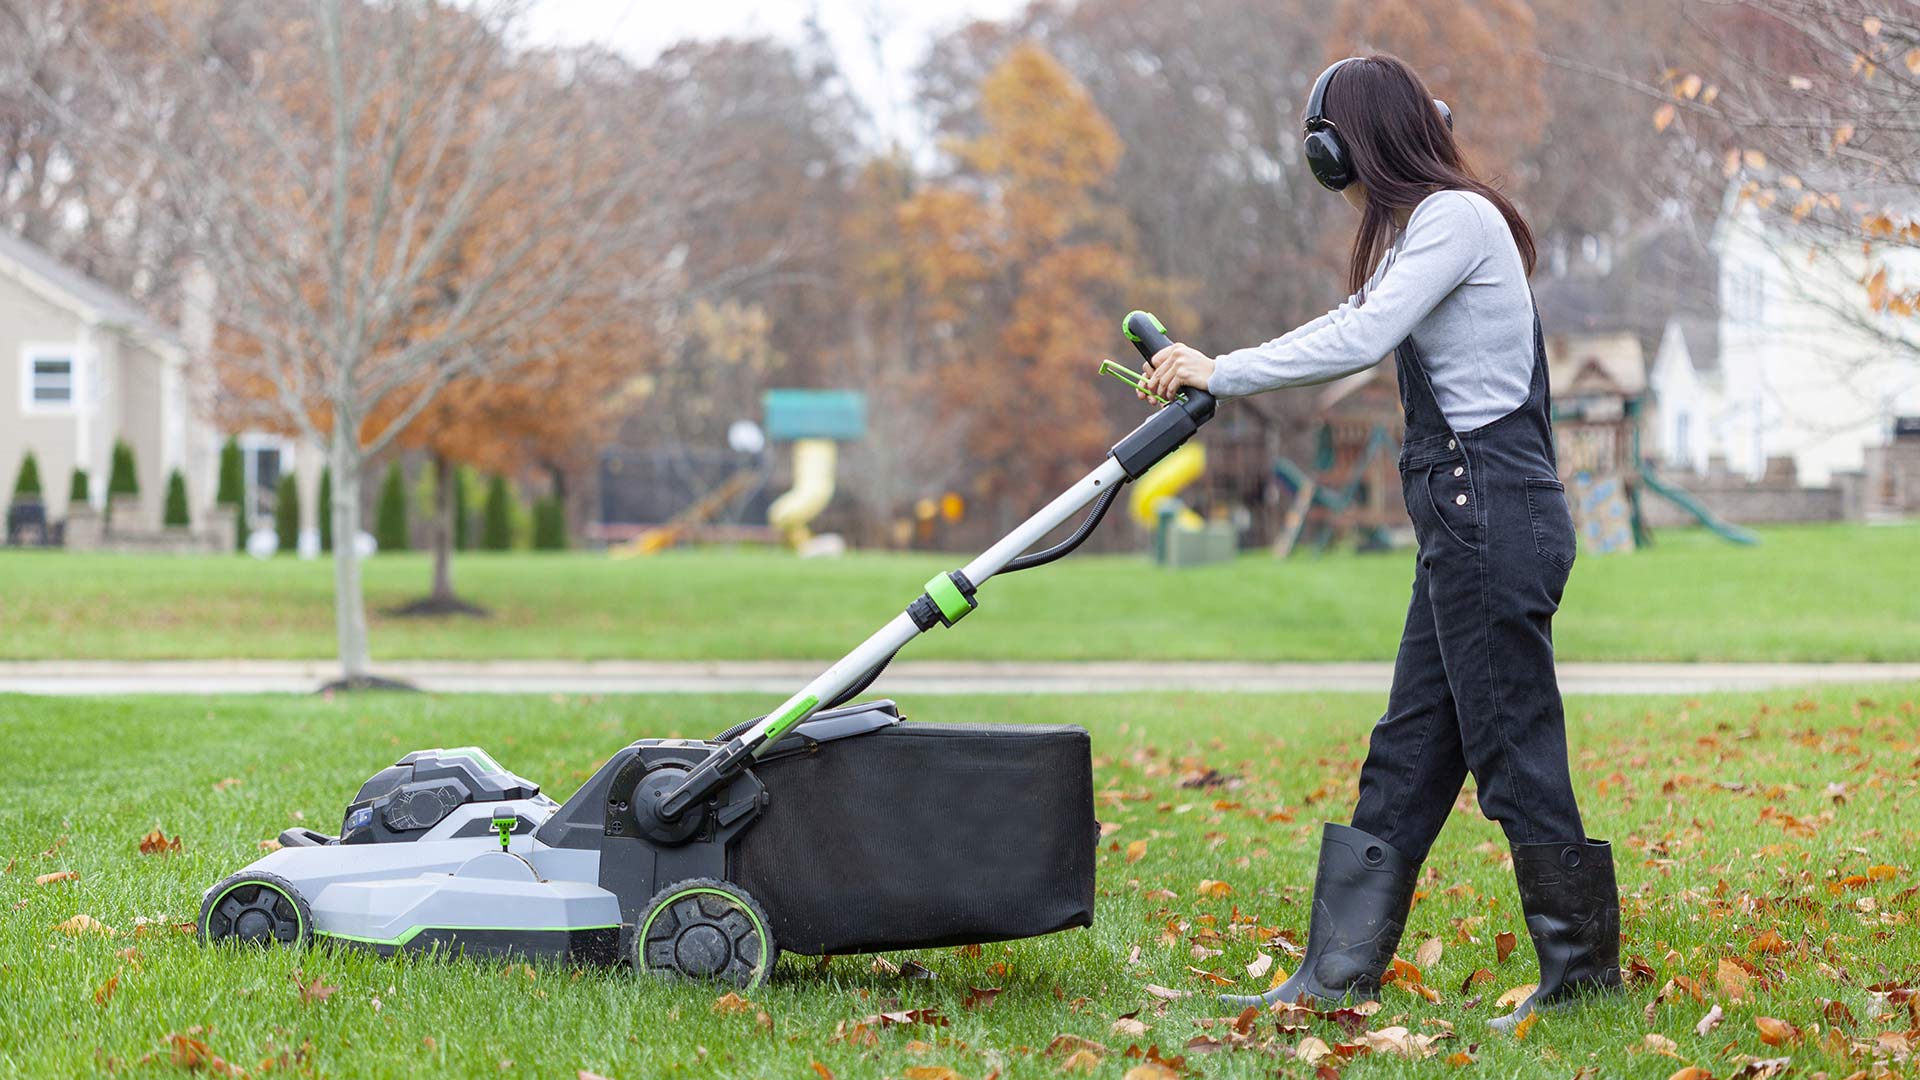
[77,0,691,684]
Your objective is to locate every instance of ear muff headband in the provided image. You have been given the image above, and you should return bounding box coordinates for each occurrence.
[1302,57,1456,194]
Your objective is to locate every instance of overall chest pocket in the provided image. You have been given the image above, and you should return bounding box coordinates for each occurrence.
[1417,457,1480,551]
[1525,477,1576,569]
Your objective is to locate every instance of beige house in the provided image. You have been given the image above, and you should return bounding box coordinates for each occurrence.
[1,229,218,531]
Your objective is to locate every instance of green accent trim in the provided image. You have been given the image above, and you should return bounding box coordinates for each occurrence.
[205,878,306,939]
[316,924,619,948]
[762,694,819,742]
[924,572,974,624]
[1098,359,1171,405]
[439,746,506,775]
[638,886,772,985]
[1121,309,1166,342]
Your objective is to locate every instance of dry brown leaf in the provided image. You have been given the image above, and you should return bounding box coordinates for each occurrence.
[1495,983,1537,1009]
[1495,931,1518,964]
[1667,1068,1714,1080]
[1415,936,1444,969]
[139,829,182,856]
[1512,1010,1539,1039]
[712,992,754,1015]
[93,973,120,1006]
[1126,840,1148,864]
[1186,966,1234,987]
[904,1068,963,1080]
[1122,1065,1180,1080]
[1059,1048,1103,1073]
[1296,1035,1335,1066]
[35,870,78,886]
[962,986,1003,1011]
[293,970,337,1005]
[1196,879,1232,899]
[1245,952,1273,980]
[1695,1003,1724,1036]
[1143,984,1191,1001]
[1461,967,1495,994]
[1754,1016,1799,1046]
[1643,1033,1681,1057]
[54,914,115,936]
[1046,1034,1109,1059]
[1445,1050,1476,1066]
[1716,959,1752,1002]
[1112,1017,1149,1037]
[809,1061,834,1080]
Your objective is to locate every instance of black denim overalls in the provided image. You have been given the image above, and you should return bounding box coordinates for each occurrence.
[1348,310,1587,864]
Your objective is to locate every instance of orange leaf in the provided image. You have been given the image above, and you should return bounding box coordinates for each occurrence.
[809,1062,834,1080]
[35,870,78,886]
[1060,1048,1103,1073]
[904,1068,963,1080]
[1653,103,1677,132]
[1867,864,1898,881]
[139,829,182,856]
[93,973,120,1006]
[1513,1010,1539,1039]
[1667,1069,1714,1080]
[1755,1016,1800,1046]
[1125,840,1147,864]
[1196,879,1232,899]
[1495,931,1518,964]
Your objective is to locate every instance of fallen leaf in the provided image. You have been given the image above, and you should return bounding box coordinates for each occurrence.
[1715,959,1751,1002]
[809,1061,834,1080]
[1667,1068,1714,1080]
[1123,1065,1181,1080]
[1748,929,1791,955]
[35,870,78,886]
[1512,1011,1539,1039]
[712,992,753,1015]
[54,914,115,936]
[1415,936,1444,969]
[1461,968,1495,994]
[256,838,282,852]
[1495,984,1537,1009]
[1047,1034,1109,1060]
[1495,931,1518,964]
[962,986,1003,1011]
[293,970,337,1005]
[1059,1049,1102,1073]
[1246,951,1273,980]
[899,959,936,980]
[870,956,900,977]
[904,1068,963,1080]
[1113,1016,1149,1037]
[93,973,120,1006]
[1196,880,1232,899]
[1126,840,1148,864]
[1446,1050,1476,1066]
[1143,984,1190,1001]
[138,829,182,856]
[1295,1035,1335,1066]
[1186,966,1234,987]
[1754,1016,1799,1046]
[1695,1003,1724,1036]
[1822,998,1856,1028]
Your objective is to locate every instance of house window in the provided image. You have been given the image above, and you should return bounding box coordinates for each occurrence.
[20,347,81,413]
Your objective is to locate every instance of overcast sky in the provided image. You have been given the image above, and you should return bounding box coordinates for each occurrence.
[521,0,1031,147]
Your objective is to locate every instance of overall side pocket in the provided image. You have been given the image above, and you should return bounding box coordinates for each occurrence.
[1525,477,1576,570]
[1420,459,1480,552]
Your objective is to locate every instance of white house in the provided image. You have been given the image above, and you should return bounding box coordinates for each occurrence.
[0,229,220,528]
[1709,183,1920,485]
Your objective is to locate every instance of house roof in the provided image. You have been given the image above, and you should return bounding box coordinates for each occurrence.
[1544,330,1646,397]
[0,229,178,349]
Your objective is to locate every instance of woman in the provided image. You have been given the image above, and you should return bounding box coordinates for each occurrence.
[1141,55,1621,1029]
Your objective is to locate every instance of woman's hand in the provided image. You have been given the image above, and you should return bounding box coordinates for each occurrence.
[1140,343,1216,403]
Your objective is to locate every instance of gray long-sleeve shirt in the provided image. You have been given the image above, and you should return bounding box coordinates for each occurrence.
[1206,189,1535,432]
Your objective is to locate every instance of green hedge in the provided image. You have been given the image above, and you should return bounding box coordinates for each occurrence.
[274,473,299,553]
[533,495,567,550]
[163,469,190,527]
[375,462,408,552]
[68,468,89,506]
[481,474,514,551]
[107,439,138,498]
[11,451,42,502]
[318,467,333,552]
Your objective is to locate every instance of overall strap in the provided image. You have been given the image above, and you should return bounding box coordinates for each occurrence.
[1394,334,1459,469]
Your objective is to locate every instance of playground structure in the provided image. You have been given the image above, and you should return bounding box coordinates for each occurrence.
[763,389,865,552]
[609,469,764,559]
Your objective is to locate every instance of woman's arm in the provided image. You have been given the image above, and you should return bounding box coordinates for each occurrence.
[1155,192,1488,401]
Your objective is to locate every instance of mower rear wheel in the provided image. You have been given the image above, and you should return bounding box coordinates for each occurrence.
[635,878,776,989]
[199,870,312,947]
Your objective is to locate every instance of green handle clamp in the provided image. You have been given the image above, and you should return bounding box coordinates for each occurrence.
[1098,359,1172,405]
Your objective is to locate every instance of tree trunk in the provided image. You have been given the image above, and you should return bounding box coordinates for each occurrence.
[431,451,456,602]
[329,424,373,681]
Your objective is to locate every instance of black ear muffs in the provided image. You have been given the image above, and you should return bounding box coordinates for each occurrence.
[1303,58,1455,193]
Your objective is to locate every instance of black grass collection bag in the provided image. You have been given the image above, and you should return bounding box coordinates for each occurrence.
[730,706,1097,955]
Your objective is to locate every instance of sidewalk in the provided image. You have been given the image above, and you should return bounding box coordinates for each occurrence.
[3,659,1917,695]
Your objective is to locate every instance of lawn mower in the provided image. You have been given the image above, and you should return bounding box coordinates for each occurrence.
[198,311,1218,988]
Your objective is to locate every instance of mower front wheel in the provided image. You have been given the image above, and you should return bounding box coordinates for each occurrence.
[635,878,776,990]
[199,870,312,947]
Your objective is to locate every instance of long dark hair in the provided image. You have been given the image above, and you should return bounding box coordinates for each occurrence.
[1321,54,1536,295]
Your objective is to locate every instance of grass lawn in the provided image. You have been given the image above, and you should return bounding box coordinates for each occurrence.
[3,683,1917,1078]
[2,521,1918,664]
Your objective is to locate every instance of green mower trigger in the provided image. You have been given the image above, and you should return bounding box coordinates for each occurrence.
[1099,359,1171,405]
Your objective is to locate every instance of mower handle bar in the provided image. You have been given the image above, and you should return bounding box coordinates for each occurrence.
[1123,310,1217,419]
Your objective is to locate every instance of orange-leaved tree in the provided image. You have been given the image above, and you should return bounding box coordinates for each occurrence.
[898,43,1186,524]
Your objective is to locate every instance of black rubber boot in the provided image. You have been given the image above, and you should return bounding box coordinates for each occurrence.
[1489,838,1623,1031]
[1219,822,1417,1009]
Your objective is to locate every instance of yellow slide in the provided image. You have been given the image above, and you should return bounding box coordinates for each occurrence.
[768,438,837,546]
[1129,443,1205,529]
